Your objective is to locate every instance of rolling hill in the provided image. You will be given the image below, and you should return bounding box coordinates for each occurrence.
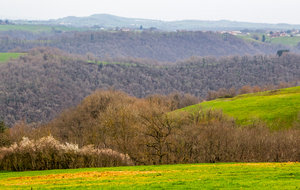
[0,25,84,33]
[179,86,300,129]
[1,31,299,62]
[11,14,300,31]
[237,34,300,46]
[2,47,300,126]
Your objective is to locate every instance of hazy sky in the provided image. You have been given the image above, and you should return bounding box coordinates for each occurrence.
[1,0,300,24]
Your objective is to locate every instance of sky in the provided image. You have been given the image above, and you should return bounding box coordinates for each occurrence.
[1,0,300,25]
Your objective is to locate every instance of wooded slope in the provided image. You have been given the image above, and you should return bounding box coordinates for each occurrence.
[1,31,299,62]
[1,47,300,126]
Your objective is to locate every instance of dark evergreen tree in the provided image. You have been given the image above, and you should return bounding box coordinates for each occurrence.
[277,49,289,57]
[262,35,266,42]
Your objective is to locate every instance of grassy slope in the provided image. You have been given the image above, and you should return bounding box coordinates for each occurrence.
[270,36,300,46]
[236,33,300,46]
[180,86,300,129]
[0,53,25,62]
[0,162,299,189]
[236,35,263,43]
[0,25,83,33]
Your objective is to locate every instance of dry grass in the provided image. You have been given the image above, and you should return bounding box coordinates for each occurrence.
[8,170,159,181]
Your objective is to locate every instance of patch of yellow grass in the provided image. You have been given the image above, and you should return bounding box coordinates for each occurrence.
[3,170,161,186]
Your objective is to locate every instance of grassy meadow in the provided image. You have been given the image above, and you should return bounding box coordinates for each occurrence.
[0,25,83,33]
[236,35,263,43]
[269,36,300,46]
[0,53,25,62]
[237,33,300,46]
[179,86,300,129]
[0,162,300,189]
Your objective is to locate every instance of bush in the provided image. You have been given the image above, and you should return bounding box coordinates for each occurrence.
[251,34,261,41]
[0,121,11,147]
[0,135,132,171]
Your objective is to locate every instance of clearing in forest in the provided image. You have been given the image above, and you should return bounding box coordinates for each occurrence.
[0,53,25,62]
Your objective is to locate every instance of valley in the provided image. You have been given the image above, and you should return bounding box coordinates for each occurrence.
[1,10,300,189]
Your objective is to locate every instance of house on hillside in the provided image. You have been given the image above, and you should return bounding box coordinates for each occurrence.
[224,31,241,35]
[215,31,224,34]
[270,32,288,38]
[120,28,131,31]
[280,33,287,37]
[176,30,188,32]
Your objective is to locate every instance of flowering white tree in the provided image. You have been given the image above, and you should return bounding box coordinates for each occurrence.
[0,135,132,171]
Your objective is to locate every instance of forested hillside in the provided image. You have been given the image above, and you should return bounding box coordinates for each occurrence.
[1,31,299,61]
[1,47,300,126]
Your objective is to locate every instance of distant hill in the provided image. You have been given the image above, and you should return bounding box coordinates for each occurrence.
[11,14,300,31]
[178,86,300,129]
[0,25,84,33]
[1,31,299,62]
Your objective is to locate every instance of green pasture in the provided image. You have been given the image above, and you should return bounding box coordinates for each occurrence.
[179,86,300,129]
[0,25,83,33]
[237,33,300,46]
[270,36,300,46]
[236,35,263,43]
[0,53,25,62]
[0,162,299,189]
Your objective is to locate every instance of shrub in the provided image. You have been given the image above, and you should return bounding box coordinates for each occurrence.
[0,135,132,171]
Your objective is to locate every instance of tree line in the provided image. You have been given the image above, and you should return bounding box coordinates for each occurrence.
[2,89,300,171]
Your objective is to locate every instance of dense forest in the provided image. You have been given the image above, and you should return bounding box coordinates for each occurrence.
[0,30,48,41]
[1,47,300,126]
[1,31,299,61]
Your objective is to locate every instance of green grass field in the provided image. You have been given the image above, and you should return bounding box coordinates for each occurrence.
[237,33,300,46]
[0,25,84,33]
[0,53,25,62]
[179,86,300,129]
[0,162,299,189]
[269,36,300,46]
[236,35,263,43]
